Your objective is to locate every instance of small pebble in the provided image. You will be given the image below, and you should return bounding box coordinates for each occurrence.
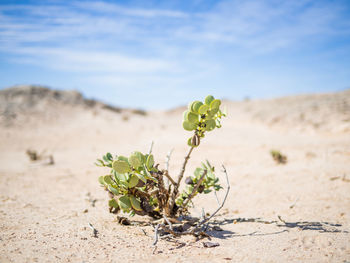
[202,241,220,248]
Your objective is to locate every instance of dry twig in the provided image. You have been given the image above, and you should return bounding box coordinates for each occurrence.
[88,223,98,238]
[198,165,230,227]
[168,146,195,215]
[179,170,207,213]
[165,148,174,172]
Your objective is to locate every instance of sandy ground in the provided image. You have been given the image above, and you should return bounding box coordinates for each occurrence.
[0,90,350,262]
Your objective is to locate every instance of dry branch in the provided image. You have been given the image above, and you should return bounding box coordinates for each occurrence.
[198,165,230,226]
[163,170,176,187]
[178,170,207,213]
[168,146,195,215]
[165,148,174,172]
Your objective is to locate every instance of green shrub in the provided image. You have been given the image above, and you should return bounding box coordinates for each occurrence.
[96,95,226,219]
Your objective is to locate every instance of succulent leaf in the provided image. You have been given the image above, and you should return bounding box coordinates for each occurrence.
[135,172,147,183]
[205,119,216,131]
[130,195,142,211]
[146,154,154,169]
[198,104,209,114]
[189,100,200,112]
[113,160,131,174]
[109,199,119,208]
[183,121,196,131]
[187,137,194,147]
[103,175,113,185]
[98,176,105,185]
[118,195,132,210]
[108,185,119,195]
[205,95,215,105]
[185,111,199,124]
[129,154,142,169]
[106,152,113,161]
[117,156,129,163]
[128,175,139,188]
[210,99,221,110]
[192,101,203,113]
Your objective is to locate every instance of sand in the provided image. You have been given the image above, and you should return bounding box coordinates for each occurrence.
[0,87,349,262]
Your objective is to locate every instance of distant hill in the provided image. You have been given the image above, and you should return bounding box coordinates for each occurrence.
[1,85,349,133]
[0,85,139,126]
[228,89,350,133]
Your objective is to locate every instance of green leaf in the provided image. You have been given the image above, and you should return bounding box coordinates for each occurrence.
[117,156,129,163]
[187,137,194,147]
[135,172,147,183]
[103,155,109,162]
[98,176,105,185]
[194,167,203,177]
[118,173,128,182]
[108,185,119,195]
[103,175,113,185]
[128,175,139,188]
[146,154,154,169]
[210,99,221,110]
[192,101,203,113]
[95,159,104,167]
[198,104,209,114]
[185,111,199,124]
[130,195,142,211]
[112,160,131,174]
[118,195,132,210]
[205,119,216,131]
[109,199,119,208]
[183,121,196,131]
[205,95,215,105]
[143,165,158,183]
[129,154,142,169]
[106,152,113,161]
[207,108,219,118]
[189,100,200,112]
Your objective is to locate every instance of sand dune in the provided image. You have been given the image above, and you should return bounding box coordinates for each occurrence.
[0,86,349,262]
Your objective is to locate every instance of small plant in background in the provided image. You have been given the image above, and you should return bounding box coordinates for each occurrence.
[270,150,287,164]
[95,95,230,241]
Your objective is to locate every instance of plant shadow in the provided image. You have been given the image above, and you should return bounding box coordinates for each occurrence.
[206,216,348,239]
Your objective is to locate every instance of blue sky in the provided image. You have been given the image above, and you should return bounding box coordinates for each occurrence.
[0,0,350,109]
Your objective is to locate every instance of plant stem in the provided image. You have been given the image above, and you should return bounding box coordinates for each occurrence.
[163,170,176,186]
[178,169,207,214]
[177,146,194,185]
[167,146,195,216]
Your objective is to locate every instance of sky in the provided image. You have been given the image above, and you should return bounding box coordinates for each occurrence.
[0,0,350,109]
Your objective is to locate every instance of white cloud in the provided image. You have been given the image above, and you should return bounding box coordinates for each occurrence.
[0,0,349,100]
[9,47,175,74]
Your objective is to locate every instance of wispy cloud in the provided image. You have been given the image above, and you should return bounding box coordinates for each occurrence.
[9,47,175,73]
[0,0,349,108]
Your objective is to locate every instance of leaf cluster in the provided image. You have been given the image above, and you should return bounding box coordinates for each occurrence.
[183,95,226,147]
[176,161,222,208]
[97,151,161,217]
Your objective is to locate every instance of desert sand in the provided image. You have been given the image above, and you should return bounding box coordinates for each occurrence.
[0,86,349,262]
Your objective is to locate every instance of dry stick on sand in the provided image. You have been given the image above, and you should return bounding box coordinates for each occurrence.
[88,223,98,238]
[152,165,230,247]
